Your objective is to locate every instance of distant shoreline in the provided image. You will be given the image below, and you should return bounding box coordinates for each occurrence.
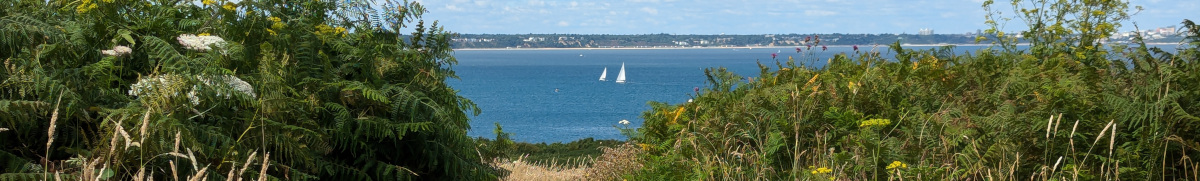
[454,43,1181,51]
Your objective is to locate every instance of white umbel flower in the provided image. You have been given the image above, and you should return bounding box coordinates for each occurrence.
[176,34,226,51]
[128,74,187,98]
[129,74,256,106]
[101,45,132,56]
[197,75,257,98]
[619,119,630,125]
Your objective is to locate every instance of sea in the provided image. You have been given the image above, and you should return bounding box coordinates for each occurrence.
[446,44,1181,143]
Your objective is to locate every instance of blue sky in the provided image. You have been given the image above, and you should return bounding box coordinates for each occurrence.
[410,0,1197,35]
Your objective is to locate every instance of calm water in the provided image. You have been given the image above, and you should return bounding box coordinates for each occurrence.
[447,44,1182,143]
[450,47,884,143]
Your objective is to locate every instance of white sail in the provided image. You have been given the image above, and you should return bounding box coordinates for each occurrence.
[599,67,607,81]
[615,63,626,83]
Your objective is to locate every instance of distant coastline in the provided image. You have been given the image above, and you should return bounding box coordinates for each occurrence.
[454,42,1181,51]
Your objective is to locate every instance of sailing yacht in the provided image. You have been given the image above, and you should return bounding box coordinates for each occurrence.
[599,67,607,81]
[615,63,626,83]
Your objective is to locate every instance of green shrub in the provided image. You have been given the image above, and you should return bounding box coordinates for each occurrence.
[0,0,496,180]
[632,1,1200,179]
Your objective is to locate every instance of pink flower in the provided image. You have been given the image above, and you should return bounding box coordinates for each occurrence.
[853,45,859,51]
[796,47,802,53]
[771,53,778,59]
[822,45,828,51]
[806,45,812,49]
[694,87,700,92]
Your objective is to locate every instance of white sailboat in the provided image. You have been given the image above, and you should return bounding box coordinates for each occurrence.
[599,67,608,81]
[615,63,626,83]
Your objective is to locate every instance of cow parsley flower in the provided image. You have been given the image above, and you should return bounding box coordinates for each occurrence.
[129,74,255,106]
[128,74,187,98]
[619,119,630,125]
[197,75,256,98]
[101,45,132,56]
[177,34,226,51]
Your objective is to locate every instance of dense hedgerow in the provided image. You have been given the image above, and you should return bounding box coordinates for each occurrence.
[632,1,1200,180]
[1,0,497,180]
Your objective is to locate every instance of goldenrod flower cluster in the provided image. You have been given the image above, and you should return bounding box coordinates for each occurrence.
[222,2,237,11]
[859,118,891,127]
[886,161,908,169]
[637,143,652,151]
[267,16,284,36]
[76,0,99,13]
[202,0,216,6]
[315,24,348,37]
[810,167,832,174]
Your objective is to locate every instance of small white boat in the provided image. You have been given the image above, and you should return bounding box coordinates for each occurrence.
[599,67,607,81]
[615,63,626,83]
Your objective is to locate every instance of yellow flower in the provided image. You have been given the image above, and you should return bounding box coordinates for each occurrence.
[272,22,286,30]
[975,36,987,43]
[202,0,215,5]
[637,143,652,151]
[912,61,919,70]
[76,0,98,13]
[886,161,908,169]
[222,2,236,11]
[859,118,891,127]
[266,29,277,36]
[267,16,281,23]
[198,33,210,36]
[101,0,114,3]
[810,167,832,174]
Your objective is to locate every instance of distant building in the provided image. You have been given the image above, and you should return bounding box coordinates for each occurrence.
[1156,26,1177,35]
[523,37,545,42]
[918,28,934,35]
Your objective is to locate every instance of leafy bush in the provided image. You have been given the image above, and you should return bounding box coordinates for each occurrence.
[1,0,497,180]
[633,1,1200,180]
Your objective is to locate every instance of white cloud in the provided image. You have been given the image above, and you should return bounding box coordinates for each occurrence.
[941,12,956,18]
[804,10,837,16]
[527,0,545,6]
[557,21,571,26]
[640,7,659,15]
[444,5,463,12]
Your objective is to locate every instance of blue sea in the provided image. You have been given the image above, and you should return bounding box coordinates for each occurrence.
[449,46,901,143]
[446,44,1179,143]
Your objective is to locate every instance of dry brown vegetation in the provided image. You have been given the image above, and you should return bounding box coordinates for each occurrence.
[497,143,643,181]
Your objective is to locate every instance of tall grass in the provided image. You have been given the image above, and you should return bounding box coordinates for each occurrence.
[495,143,642,181]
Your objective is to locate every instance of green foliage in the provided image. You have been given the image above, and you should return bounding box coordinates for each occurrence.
[634,1,1200,180]
[1,0,496,180]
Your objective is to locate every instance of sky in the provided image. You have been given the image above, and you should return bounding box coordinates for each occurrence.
[408,0,1198,35]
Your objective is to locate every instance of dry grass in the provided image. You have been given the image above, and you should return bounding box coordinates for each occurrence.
[497,143,643,181]
[34,108,272,181]
[496,156,586,181]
